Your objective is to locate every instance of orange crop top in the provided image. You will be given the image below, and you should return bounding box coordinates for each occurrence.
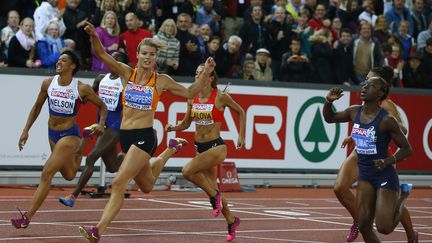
[122,69,159,111]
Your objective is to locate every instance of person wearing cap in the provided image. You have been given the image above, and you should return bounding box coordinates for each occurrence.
[253,48,273,81]
[402,52,426,88]
[233,59,256,80]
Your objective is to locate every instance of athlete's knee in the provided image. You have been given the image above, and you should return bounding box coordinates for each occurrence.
[40,166,57,182]
[111,177,128,191]
[182,166,192,179]
[376,224,393,235]
[333,182,349,196]
[106,165,119,173]
[63,172,76,181]
[140,184,153,193]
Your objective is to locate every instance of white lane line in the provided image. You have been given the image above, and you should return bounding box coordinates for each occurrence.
[284,201,310,206]
[291,208,343,217]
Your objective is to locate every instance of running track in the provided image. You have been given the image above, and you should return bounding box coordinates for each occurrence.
[0,187,431,242]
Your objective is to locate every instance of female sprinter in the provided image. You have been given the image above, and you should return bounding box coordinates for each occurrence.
[334,66,417,242]
[11,50,107,228]
[78,22,215,242]
[58,51,129,207]
[165,64,245,241]
[324,77,413,243]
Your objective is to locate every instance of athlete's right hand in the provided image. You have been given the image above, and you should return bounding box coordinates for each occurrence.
[341,136,353,148]
[165,124,173,132]
[326,87,344,103]
[203,57,216,73]
[18,131,29,151]
[84,22,97,37]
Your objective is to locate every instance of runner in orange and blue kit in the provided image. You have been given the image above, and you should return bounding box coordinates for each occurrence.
[166,64,246,241]
[78,21,215,243]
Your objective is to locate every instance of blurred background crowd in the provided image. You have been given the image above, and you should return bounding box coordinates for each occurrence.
[0,0,431,88]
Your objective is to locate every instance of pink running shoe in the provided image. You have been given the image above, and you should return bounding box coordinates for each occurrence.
[82,124,99,138]
[168,138,188,153]
[10,207,30,229]
[226,217,240,241]
[209,190,223,217]
[79,225,100,243]
[346,222,359,242]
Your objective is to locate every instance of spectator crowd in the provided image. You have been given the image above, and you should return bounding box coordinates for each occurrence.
[0,0,431,89]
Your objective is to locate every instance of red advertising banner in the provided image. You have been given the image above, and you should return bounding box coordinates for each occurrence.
[217,162,241,192]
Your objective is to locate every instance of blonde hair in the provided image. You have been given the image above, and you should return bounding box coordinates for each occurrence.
[100,11,120,36]
[158,18,177,36]
[374,15,387,30]
[136,38,167,53]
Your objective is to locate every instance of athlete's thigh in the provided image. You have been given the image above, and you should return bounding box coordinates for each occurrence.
[50,137,81,172]
[356,180,377,225]
[335,150,359,188]
[375,188,398,225]
[115,145,151,186]
[184,145,227,174]
[91,129,119,158]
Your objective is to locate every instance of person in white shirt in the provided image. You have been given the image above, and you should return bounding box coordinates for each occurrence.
[33,0,66,40]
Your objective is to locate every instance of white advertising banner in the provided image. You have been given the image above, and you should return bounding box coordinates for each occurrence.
[0,73,350,169]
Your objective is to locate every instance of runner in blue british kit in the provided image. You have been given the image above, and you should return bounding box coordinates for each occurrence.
[11,50,107,229]
[58,51,128,207]
[323,77,413,243]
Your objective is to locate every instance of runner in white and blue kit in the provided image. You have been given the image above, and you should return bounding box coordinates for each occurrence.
[323,77,413,243]
[59,52,129,207]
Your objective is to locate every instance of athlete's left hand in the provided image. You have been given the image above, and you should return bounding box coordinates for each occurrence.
[373,159,387,171]
[92,124,105,136]
[236,136,245,150]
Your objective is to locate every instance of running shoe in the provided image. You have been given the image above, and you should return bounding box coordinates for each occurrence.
[79,225,100,243]
[408,230,419,243]
[209,190,223,217]
[82,124,99,138]
[10,207,30,229]
[346,222,359,242]
[168,138,188,153]
[226,217,240,241]
[58,194,77,207]
[401,183,413,193]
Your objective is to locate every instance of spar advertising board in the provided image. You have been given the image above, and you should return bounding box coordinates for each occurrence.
[1,73,431,172]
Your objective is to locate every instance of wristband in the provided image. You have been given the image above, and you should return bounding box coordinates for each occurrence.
[325,97,333,103]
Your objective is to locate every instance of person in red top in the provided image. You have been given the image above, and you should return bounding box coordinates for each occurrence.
[120,12,152,66]
[165,64,246,241]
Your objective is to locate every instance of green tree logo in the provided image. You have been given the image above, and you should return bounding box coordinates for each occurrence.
[295,97,340,162]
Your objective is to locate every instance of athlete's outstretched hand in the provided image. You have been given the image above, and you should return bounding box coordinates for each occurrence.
[236,136,245,150]
[84,21,97,37]
[326,87,344,103]
[18,131,29,151]
[165,123,174,132]
[203,57,216,74]
[92,124,105,136]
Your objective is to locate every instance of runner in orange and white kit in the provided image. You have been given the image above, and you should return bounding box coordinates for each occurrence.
[165,64,245,241]
[335,66,417,243]
[11,51,108,229]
